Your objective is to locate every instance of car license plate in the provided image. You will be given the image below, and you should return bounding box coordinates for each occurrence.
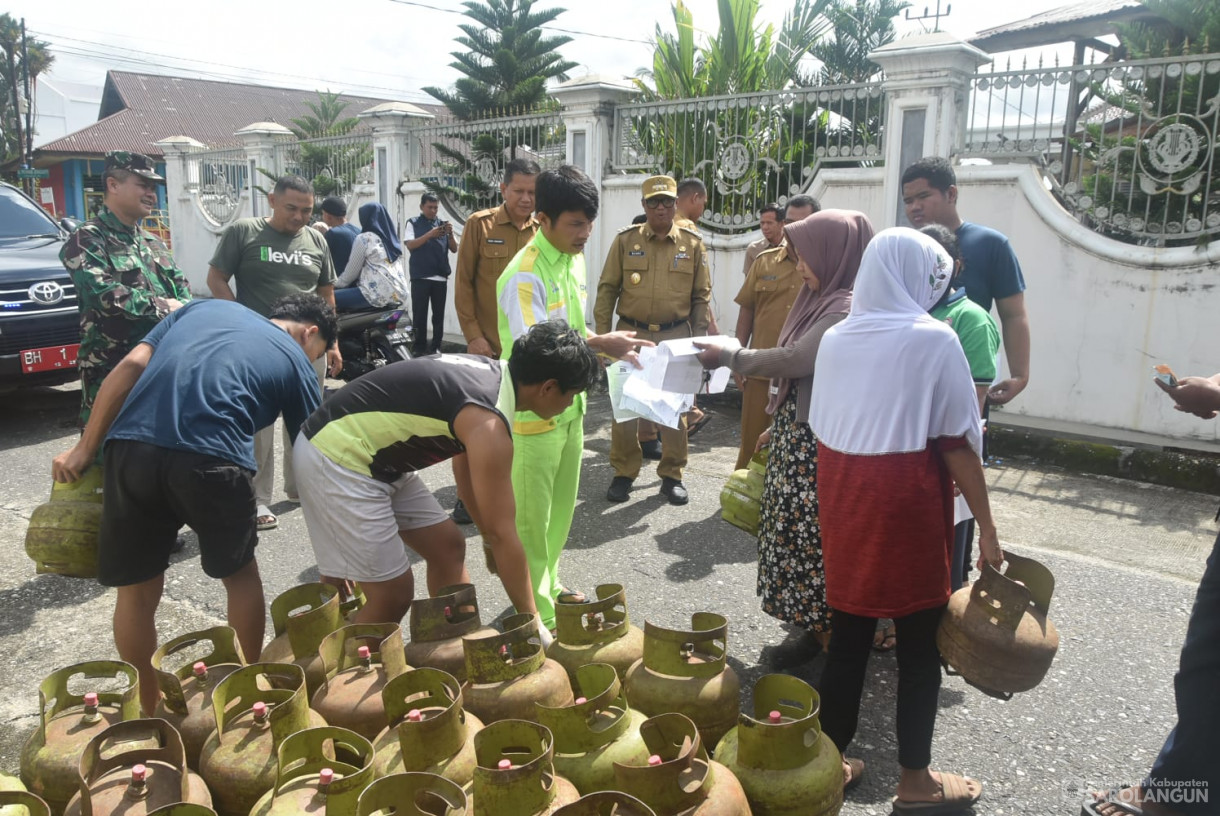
[21,343,80,374]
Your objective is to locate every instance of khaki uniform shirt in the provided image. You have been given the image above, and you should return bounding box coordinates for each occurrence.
[594,222,711,335]
[454,204,539,357]
[742,236,780,276]
[734,245,801,381]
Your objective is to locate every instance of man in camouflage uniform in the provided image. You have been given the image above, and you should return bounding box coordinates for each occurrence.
[59,151,191,428]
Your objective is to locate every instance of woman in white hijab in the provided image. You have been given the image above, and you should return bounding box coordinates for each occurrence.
[809,227,1003,813]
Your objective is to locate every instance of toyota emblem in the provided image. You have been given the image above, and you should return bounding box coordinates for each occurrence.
[29,281,64,306]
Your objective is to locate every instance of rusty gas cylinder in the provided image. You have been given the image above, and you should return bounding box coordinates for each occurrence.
[339,583,367,622]
[62,719,213,816]
[0,790,51,816]
[613,713,750,816]
[371,668,483,784]
[356,773,467,816]
[714,675,842,816]
[311,623,410,742]
[462,614,573,725]
[20,660,141,814]
[24,467,104,578]
[535,664,650,796]
[145,806,216,816]
[152,627,245,771]
[248,726,375,816]
[937,552,1060,699]
[546,585,644,685]
[197,663,327,816]
[553,792,656,816]
[261,583,344,697]
[719,450,767,538]
[405,584,496,682]
[623,614,740,749]
[466,721,580,816]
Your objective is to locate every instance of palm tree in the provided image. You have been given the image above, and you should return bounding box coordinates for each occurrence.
[807,0,909,85]
[0,14,54,168]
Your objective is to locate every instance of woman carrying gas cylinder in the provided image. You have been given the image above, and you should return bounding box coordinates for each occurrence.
[808,227,1004,813]
[695,209,873,649]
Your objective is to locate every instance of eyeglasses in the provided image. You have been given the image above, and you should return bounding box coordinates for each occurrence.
[644,198,676,210]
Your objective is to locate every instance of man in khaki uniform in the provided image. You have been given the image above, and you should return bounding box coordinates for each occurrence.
[731,195,820,471]
[741,203,783,276]
[454,158,541,359]
[595,175,711,506]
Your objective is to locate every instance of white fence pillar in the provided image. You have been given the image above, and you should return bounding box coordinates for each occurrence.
[358,102,435,229]
[234,122,293,218]
[869,32,990,228]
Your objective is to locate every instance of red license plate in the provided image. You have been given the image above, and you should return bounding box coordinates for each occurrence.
[21,343,80,374]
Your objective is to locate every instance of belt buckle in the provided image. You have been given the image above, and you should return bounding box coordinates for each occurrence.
[648,323,661,332]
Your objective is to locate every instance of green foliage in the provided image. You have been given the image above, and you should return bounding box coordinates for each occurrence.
[423,0,577,119]
[1116,0,1220,58]
[285,91,371,202]
[0,13,54,169]
[808,0,909,84]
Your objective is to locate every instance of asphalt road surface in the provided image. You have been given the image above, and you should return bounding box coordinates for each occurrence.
[1,379,1214,815]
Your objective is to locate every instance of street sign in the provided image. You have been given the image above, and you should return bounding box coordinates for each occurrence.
[17,168,49,179]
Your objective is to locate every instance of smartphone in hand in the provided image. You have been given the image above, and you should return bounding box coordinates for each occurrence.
[1154,364,1179,388]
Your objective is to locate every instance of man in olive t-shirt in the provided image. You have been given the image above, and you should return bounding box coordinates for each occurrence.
[206,175,338,529]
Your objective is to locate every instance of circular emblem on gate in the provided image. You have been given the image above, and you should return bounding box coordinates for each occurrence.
[28,281,64,306]
[718,137,752,182]
[1146,122,1202,175]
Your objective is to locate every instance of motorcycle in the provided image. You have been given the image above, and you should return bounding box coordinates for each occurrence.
[335,304,413,382]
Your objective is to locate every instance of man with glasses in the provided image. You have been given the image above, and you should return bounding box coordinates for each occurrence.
[594,175,711,506]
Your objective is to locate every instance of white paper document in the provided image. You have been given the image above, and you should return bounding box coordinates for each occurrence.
[605,337,739,428]
[644,335,740,395]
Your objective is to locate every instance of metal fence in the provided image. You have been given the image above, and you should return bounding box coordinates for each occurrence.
[185,147,250,225]
[407,110,566,223]
[276,133,376,204]
[964,52,1220,247]
[614,84,885,234]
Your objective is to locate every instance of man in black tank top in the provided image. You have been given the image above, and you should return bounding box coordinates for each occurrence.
[293,321,599,636]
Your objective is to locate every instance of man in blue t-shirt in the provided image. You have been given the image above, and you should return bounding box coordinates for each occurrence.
[901,156,1030,406]
[51,295,337,716]
[405,193,458,355]
[320,196,360,272]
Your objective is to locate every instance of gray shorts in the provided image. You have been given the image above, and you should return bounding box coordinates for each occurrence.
[293,434,450,582]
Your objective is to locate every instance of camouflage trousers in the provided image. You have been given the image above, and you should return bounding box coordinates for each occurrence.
[78,365,108,429]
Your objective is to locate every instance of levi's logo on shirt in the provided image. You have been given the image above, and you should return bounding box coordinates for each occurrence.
[259,246,312,266]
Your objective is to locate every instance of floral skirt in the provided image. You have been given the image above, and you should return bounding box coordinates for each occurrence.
[756,393,830,631]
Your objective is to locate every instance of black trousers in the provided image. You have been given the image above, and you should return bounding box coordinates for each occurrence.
[819,604,946,770]
[411,279,447,354]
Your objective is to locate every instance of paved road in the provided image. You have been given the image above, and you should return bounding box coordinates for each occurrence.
[1,381,1214,815]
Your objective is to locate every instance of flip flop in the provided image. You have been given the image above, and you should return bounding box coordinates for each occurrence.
[873,623,897,652]
[687,412,713,437]
[256,504,278,531]
[556,587,587,604]
[1080,788,1147,816]
[892,772,982,815]
[844,757,865,793]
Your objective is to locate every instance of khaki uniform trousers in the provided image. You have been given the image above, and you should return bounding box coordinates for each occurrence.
[610,321,691,481]
[736,377,772,471]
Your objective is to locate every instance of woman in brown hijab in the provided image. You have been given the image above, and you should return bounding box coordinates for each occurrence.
[696,209,874,648]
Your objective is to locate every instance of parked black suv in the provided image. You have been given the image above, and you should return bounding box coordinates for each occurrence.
[0,182,80,391]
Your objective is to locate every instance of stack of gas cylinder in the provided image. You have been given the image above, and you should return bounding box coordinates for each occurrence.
[5,565,1059,816]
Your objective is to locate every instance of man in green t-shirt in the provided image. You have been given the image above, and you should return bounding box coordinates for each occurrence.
[495,165,649,628]
[207,175,339,529]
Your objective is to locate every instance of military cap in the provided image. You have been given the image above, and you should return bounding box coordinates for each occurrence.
[104,151,164,182]
[641,175,677,199]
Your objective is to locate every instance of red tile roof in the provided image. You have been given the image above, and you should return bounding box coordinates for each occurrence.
[36,71,446,158]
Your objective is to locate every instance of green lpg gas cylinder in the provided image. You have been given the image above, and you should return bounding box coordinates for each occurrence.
[714,675,842,816]
[0,790,50,816]
[405,584,496,683]
[718,451,766,537]
[623,614,740,749]
[461,614,573,725]
[24,467,104,578]
[371,668,483,784]
[356,773,467,816]
[612,714,750,816]
[152,626,245,771]
[546,585,644,684]
[311,624,410,742]
[248,727,375,816]
[260,584,345,698]
[553,792,656,816]
[465,721,580,816]
[535,664,650,795]
[19,660,141,814]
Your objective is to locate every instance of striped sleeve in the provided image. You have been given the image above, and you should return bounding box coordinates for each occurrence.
[498,271,548,341]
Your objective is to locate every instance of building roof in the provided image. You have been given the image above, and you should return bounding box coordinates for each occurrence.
[35,71,446,160]
[970,0,1160,53]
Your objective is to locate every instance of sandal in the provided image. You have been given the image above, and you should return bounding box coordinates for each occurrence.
[843,757,865,793]
[892,772,982,814]
[873,622,897,652]
[256,504,278,531]
[556,586,587,604]
[1080,788,1154,816]
[687,411,713,437]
